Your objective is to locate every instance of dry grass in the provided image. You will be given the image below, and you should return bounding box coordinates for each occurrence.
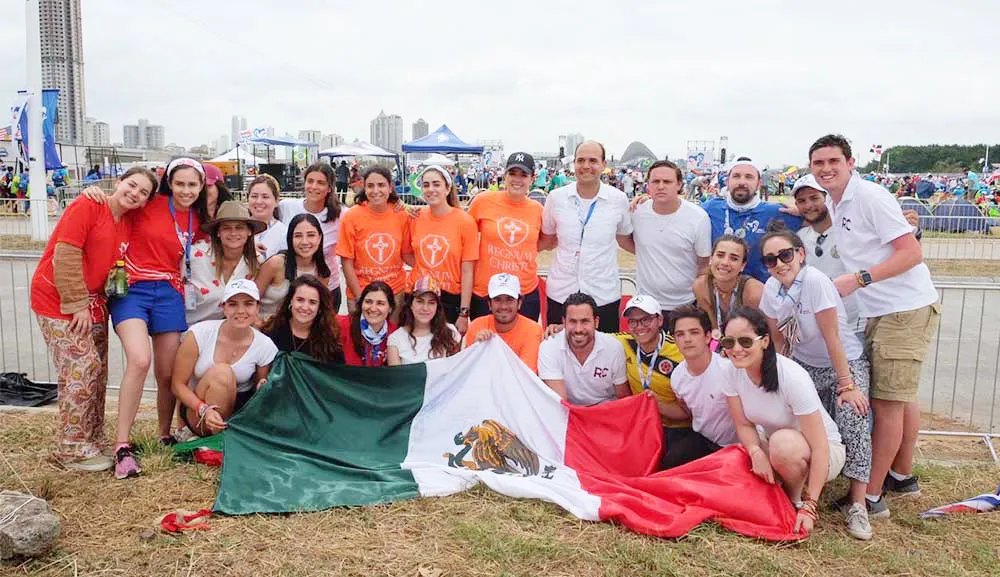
[1,410,999,576]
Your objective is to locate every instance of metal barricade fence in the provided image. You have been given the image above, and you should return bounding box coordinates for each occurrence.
[0,254,996,450]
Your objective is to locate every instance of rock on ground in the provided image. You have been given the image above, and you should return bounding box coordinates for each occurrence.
[0,491,60,560]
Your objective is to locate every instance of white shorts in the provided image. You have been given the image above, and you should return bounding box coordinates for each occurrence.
[758,428,847,483]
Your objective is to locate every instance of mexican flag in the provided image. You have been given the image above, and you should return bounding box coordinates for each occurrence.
[214,339,804,541]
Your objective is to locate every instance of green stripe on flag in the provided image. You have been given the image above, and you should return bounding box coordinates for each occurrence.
[214,352,427,514]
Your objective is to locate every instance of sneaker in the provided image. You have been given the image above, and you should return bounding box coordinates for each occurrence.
[160,434,178,447]
[833,494,890,520]
[113,446,141,480]
[884,474,921,499]
[844,503,873,541]
[63,454,113,472]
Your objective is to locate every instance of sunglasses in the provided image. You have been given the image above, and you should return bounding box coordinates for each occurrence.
[718,335,765,350]
[761,247,796,268]
[815,233,828,257]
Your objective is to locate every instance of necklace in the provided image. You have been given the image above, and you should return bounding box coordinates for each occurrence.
[291,334,308,352]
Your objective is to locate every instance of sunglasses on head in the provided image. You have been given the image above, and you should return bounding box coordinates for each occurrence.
[761,247,796,268]
[718,335,765,350]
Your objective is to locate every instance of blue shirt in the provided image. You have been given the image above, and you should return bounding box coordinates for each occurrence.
[701,198,802,282]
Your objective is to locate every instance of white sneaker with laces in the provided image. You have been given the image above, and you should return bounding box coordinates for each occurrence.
[845,502,873,541]
[63,454,113,472]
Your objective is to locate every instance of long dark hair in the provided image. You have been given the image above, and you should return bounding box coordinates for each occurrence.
[399,292,460,359]
[158,159,210,224]
[211,180,234,217]
[283,213,330,281]
[303,162,341,222]
[350,281,396,359]
[260,275,342,364]
[724,306,779,393]
[354,166,400,205]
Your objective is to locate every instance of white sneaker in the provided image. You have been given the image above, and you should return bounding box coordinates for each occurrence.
[845,502,873,541]
[63,454,113,472]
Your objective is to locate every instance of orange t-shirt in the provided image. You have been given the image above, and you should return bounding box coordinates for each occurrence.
[336,203,410,298]
[468,190,543,297]
[408,207,479,294]
[464,314,543,373]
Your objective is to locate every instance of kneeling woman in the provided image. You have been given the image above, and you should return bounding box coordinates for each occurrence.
[720,307,845,536]
[387,276,461,365]
[261,275,345,364]
[171,279,278,437]
[339,281,397,367]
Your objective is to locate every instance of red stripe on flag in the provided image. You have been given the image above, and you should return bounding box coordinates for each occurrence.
[564,394,805,541]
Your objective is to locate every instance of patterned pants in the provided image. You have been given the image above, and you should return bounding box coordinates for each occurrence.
[37,316,109,461]
[801,357,873,483]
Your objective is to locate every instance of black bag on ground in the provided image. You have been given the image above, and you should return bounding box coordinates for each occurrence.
[0,372,57,407]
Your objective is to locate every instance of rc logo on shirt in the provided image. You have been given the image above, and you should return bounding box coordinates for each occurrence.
[418,235,451,268]
[444,419,556,479]
[364,233,396,265]
[841,217,852,231]
[496,217,529,247]
[593,367,609,378]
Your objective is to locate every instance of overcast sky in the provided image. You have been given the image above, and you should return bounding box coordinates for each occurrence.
[2,0,997,166]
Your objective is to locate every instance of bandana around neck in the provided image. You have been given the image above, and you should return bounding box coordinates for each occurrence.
[724,188,762,213]
[360,317,388,346]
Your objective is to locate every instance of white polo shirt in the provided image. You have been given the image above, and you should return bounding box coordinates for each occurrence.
[538,331,627,406]
[671,354,739,446]
[828,174,937,318]
[632,200,711,309]
[759,265,864,368]
[797,225,861,332]
[542,183,632,306]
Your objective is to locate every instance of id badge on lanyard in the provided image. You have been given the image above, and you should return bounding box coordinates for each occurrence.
[169,201,196,311]
[573,196,598,259]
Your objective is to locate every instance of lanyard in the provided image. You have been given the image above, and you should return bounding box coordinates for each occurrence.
[573,196,598,244]
[168,199,194,280]
[637,332,664,391]
[713,280,740,328]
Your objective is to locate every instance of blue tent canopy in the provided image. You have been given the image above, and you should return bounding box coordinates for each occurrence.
[401,125,483,154]
[248,136,318,147]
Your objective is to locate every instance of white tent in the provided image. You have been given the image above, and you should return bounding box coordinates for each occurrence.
[210,147,268,165]
[419,153,456,166]
[318,140,396,159]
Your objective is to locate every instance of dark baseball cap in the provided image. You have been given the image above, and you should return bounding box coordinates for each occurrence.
[505,152,535,174]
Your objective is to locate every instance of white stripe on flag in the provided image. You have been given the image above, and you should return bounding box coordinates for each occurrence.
[402,338,602,520]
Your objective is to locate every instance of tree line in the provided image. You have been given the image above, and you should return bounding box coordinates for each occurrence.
[859,144,998,174]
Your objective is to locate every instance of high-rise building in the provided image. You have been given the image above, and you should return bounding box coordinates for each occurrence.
[298,130,322,145]
[370,110,403,153]
[412,118,429,141]
[145,124,165,150]
[40,0,87,144]
[563,133,585,157]
[122,118,164,149]
[123,124,140,148]
[231,115,247,148]
[321,133,344,149]
[84,117,110,146]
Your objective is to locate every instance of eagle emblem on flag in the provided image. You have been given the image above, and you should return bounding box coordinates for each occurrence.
[443,419,555,478]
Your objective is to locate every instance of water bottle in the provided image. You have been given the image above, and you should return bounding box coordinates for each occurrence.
[105,260,128,298]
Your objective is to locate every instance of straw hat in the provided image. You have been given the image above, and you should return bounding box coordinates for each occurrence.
[201,201,266,235]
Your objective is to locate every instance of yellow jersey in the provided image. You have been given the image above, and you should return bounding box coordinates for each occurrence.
[614,331,691,429]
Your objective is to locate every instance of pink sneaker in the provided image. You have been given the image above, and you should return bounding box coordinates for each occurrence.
[113,446,141,480]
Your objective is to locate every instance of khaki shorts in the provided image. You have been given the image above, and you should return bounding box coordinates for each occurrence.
[865,303,941,402]
[758,430,847,483]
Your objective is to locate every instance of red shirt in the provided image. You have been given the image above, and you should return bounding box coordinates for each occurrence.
[31,197,133,323]
[338,315,397,367]
[125,195,200,293]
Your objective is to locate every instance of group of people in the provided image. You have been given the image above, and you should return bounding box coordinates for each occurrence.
[30,134,938,541]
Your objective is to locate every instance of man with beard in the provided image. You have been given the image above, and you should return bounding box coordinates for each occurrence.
[700,157,801,282]
[538,292,628,405]
[466,273,544,373]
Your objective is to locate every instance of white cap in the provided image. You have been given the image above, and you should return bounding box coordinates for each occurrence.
[222,278,260,302]
[791,174,828,197]
[487,273,521,299]
[623,295,660,317]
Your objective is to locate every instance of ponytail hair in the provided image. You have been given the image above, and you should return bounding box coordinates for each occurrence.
[724,306,779,393]
[759,220,805,262]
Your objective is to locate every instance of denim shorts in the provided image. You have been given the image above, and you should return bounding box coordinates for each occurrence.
[109,280,188,334]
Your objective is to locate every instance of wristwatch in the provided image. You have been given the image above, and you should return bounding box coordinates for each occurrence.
[855,270,873,288]
[459,307,470,318]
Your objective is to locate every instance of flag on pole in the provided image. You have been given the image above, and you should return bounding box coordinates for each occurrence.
[213,339,805,541]
[870,144,883,162]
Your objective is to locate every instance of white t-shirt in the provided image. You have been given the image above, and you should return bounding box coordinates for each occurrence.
[388,324,461,365]
[722,354,842,444]
[632,200,712,309]
[187,319,279,393]
[255,219,288,262]
[538,331,627,406]
[759,265,864,368]
[797,225,861,332]
[827,174,937,318]
[541,183,633,306]
[278,199,341,289]
[671,354,739,446]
